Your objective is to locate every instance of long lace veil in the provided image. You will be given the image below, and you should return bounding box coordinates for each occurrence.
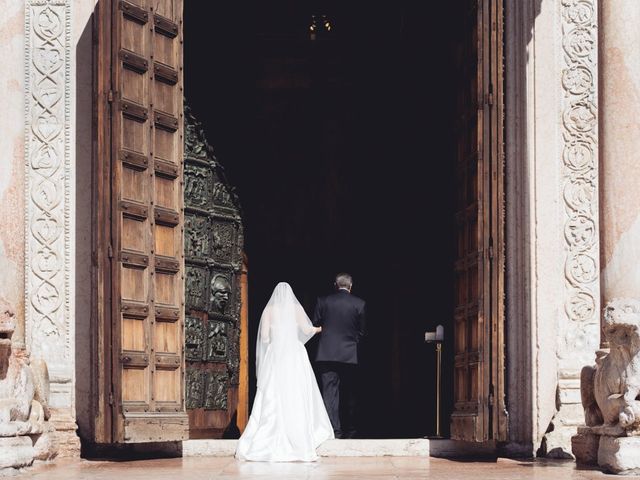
[255,282,316,381]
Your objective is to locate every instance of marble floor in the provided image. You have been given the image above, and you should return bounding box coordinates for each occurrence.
[19,457,639,479]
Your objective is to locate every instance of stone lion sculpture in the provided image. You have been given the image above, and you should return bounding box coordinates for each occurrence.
[0,307,56,465]
[581,299,640,431]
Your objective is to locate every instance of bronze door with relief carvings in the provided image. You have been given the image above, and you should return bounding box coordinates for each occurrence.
[450,0,506,443]
[95,0,187,443]
[183,107,245,438]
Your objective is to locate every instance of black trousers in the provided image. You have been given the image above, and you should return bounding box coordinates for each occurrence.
[317,361,358,438]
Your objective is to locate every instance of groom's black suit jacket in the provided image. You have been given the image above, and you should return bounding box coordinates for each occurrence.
[312,290,366,365]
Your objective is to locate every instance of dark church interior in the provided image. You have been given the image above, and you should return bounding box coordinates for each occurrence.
[185,0,462,438]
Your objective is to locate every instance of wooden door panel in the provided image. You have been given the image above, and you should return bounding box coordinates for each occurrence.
[451,0,505,442]
[103,0,187,442]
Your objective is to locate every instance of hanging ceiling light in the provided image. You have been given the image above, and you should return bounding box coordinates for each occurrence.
[309,14,332,41]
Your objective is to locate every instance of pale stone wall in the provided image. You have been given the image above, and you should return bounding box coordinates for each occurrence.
[0,0,26,348]
[600,1,640,304]
[506,0,601,457]
[0,0,96,457]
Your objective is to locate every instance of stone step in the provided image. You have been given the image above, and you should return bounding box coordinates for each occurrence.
[182,438,497,458]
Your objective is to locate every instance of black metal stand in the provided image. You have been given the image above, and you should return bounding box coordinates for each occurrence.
[425,339,444,439]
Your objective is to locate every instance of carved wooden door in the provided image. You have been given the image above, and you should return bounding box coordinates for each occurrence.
[183,107,245,438]
[96,0,187,443]
[451,0,506,442]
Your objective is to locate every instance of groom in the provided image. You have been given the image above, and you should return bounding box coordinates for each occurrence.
[313,273,366,439]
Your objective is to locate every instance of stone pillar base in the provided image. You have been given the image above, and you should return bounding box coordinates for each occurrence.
[0,437,36,470]
[51,413,81,458]
[572,427,640,474]
[598,436,640,475]
[571,427,599,465]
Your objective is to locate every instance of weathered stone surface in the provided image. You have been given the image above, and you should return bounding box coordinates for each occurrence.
[598,436,640,475]
[0,310,57,471]
[32,431,57,461]
[579,300,640,431]
[0,437,34,470]
[571,429,599,466]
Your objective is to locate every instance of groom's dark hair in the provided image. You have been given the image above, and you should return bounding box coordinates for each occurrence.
[335,272,353,290]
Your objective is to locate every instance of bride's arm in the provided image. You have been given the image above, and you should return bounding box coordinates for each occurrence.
[260,309,271,343]
[296,305,321,335]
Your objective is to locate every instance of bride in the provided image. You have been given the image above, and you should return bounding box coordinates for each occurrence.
[236,282,334,462]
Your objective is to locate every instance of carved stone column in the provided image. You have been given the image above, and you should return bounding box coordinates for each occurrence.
[24,0,79,456]
[572,0,640,474]
[542,0,601,457]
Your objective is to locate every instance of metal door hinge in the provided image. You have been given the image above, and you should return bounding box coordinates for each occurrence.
[108,244,113,258]
[108,90,114,103]
[486,84,494,106]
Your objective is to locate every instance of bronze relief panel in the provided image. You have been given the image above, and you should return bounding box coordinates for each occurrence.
[211,219,237,266]
[185,316,205,362]
[204,371,228,410]
[184,162,212,210]
[185,265,208,312]
[206,320,228,362]
[184,105,243,415]
[226,323,240,386]
[186,368,205,409]
[208,271,235,318]
[185,213,211,261]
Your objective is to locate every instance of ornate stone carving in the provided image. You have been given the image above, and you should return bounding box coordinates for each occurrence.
[543,0,600,458]
[185,316,205,362]
[0,308,57,467]
[204,371,228,410]
[206,321,227,362]
[185,368,205,409]
[559,0,600,363]
[25,0,73,412]
[580,300,640,432]
[573,300,640,473]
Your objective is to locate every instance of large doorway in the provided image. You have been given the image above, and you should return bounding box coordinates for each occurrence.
[92,0,504,444]
[185,1,466,438]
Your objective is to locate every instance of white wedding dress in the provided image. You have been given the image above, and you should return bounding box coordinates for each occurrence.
[236,282,334,462]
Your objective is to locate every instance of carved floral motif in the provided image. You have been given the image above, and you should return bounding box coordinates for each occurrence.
[560,0,600,361]
[25,1,71,364]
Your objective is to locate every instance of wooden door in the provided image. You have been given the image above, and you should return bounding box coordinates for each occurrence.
[183,107,246,438]
[96,0,187,443]
[451,0,506,442]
